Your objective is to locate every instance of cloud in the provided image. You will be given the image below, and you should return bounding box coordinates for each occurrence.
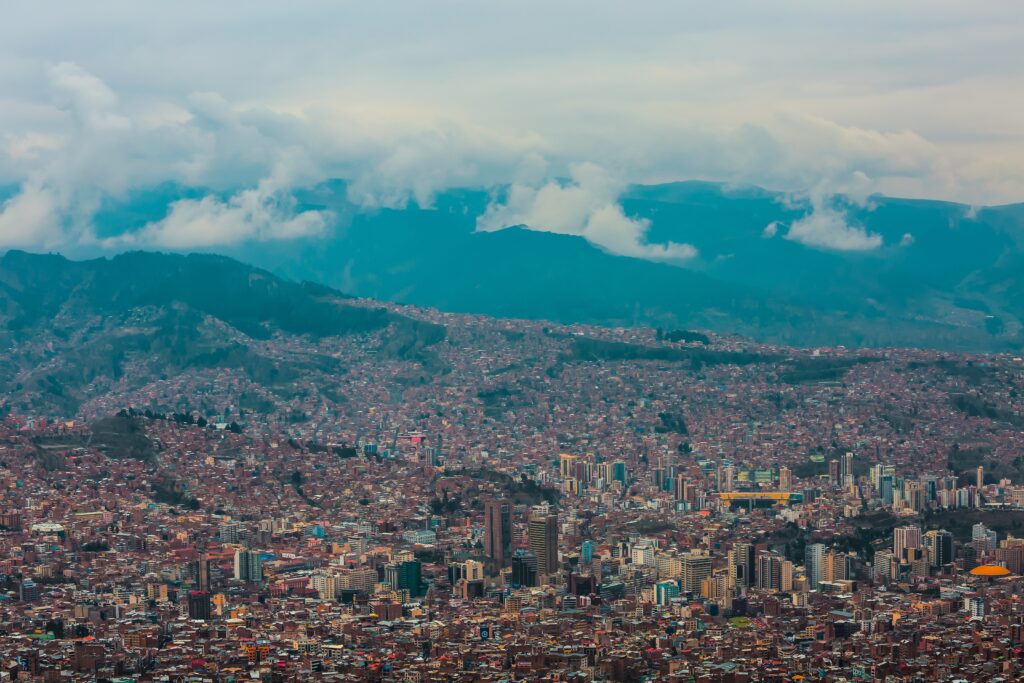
[122,183,329,249]
[783,192,883,251]
[478,162,696,261]
[1,2,1023,254]
[762,221,779,238]
[0,180,62,248]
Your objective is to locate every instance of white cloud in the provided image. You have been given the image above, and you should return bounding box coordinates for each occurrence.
[123,184,329,249]
[0,180,62,249]
[0,3,1022,253]
[762,221,779,238]
[478,162,697,261]
[784,192,883,251]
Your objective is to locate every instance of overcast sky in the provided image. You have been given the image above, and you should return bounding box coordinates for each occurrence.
[1,1,1022,252]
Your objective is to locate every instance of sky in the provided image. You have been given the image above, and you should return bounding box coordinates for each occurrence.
[0,1,1022,256]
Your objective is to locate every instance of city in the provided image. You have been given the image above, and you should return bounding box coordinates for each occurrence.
[2,305,1024,681]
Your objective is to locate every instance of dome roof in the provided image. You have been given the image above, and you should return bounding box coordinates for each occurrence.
[969,564,1011,577]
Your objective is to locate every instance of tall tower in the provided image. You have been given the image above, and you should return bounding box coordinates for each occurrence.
[977,465,985,489]
[728,543,756,589]
[804,543,825,590]
[779,466,793,493]
[483,499,512,568]
[528,511,559,578]
[893,525,922,562]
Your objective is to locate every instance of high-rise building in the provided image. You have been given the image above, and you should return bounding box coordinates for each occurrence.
[559,454,578,479]
[581,540,596,564]
[756,551,782,591]
[728,543,756,589]
[511,550,538,588]
[893,526,922,562]
[924,529,954,567]
[528,512,559,579]
[385,560,423,598]
[655,580,681,606]
[722,465,735,492]
[977,465,985,489]
[681,552,713,594]
[779,466,793,493]
[234,549,263,583]
[187,590,212,620]
[828,459,840,486]
[842,452,854,487]
[483,499,512,568]
[822,551,850,583]
[804,543,825,590]
[972,522,997,554]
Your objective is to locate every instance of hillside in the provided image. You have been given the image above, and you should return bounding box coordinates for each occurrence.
[0,251,445,415]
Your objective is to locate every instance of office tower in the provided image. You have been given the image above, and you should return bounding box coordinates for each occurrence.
[581,540,596,565]
[756,551,782,591]
[559,454,577,479]
[904,482,925,513]
[728,543,756,589]
[804,543,825,590]
[723,465,735,492]
[19,579,39,602]
[511,550,538,588]
[873,550,895,583]
[923,529,954,567]
[187,590,212,620]
[880,475,894,505]
[612,461,628,486]
[977,465,985,489]
[842,451,854,486]
[822,551,850,582]
[674,474,687,501]
[483,499,512,567]
[828,459,840,486]
[972,522,997,553]
[528,511,559,578]
[779,466,793,493]
[655,580,681,606]
[681,552,713,594]
[234,549,263,582]
[893,526,922,561]
[385,560,423,598]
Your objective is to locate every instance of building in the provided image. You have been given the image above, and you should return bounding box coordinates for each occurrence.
[681,552,712,594]
[187,590,212,620]
[528,511,559,579]
[779,466,793,493]
[924,529,954,568]
[511,550,538,588]
[729,543,755,589]
[893,525,922,562]
[483,498,512,568]
[385,560,423,598]
[805,543,825,590]
[234,549,264,583]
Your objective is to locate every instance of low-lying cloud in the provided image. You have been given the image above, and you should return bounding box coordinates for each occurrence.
[477,163,697,261]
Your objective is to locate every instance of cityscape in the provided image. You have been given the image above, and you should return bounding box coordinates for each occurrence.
[2,298,1024,680]
[3,2,1024,681]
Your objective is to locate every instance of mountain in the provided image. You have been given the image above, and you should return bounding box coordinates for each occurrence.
[0,251,445,415]
[50,180,1024,350]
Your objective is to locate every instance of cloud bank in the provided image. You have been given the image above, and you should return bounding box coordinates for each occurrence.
[478,163,697,261]
[0,2,1022,255]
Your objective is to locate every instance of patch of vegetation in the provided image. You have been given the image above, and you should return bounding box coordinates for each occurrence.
[656,412,688,435]
[777,357,880,384]
[89,414,156,462]
[660,329,710,345]
[568,337,777,368]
